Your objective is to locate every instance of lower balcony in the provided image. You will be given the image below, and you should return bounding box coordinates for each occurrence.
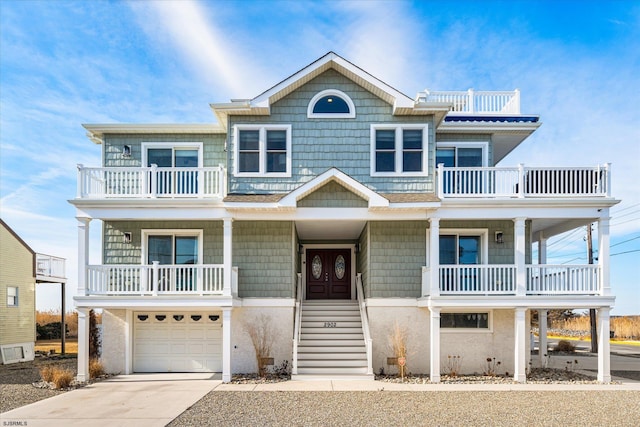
[85,264,236,296]
[422,264,601,296]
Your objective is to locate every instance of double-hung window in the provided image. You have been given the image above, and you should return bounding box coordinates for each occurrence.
[7,286,18,306]
[371,124,428,176]
[235,125,292,177]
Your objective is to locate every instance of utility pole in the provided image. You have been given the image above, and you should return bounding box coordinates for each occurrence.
[587,223,597,353]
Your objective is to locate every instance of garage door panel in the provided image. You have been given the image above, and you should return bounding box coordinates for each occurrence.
[134,312,222,373]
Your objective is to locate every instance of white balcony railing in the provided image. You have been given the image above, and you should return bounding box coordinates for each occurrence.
[437,164,611,199]
[86,264,226,296]
[423,264,601,296]
[439,265,516,294]
[77,165,226,199]
[527,265,600,295]
[36,254,66,281]
[416,89,520,115]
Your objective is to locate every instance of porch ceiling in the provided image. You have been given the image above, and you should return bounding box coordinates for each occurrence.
[296,220,366,240]
[532,217,597,241]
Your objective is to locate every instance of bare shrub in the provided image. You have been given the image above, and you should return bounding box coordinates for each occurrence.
[52,368,74,389]
[388,322,409,379]
[554,340,576,353]
[89,358,105,379]
[244,314,276,377]
[483,357,502,376]
[445,355,463,377]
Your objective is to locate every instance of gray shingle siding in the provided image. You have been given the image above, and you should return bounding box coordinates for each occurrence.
[297,181,368,208]
[103,134,226,168]
[228,69,435,194]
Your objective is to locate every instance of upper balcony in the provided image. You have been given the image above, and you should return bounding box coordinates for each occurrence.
[76,165,226,200]
[437,164,611,199]
[36,254,67,283]
[416,89,520,115]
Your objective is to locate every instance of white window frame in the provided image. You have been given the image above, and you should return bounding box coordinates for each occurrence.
[435,141,489,167]
[141,229,204,265]
[233,125,292,177]
[307,89,356,119]
[7,286,18,306]
[141,142,204,168]
[370,124,429,177]
[441,310,493,333]
[438,228,489,265]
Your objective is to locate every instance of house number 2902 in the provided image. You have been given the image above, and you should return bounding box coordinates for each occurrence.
[324,322,337,328]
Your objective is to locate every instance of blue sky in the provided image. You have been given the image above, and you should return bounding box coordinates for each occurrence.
[1,0,638,315]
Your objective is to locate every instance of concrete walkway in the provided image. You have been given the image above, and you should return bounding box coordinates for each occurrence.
[1,373,221,427]
[2,368,639,427]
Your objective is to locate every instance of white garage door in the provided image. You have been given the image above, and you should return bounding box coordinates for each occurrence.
[133,312,222,373]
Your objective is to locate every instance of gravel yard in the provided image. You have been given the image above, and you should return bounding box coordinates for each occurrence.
[168,390,640,427]
[0,356,76,413]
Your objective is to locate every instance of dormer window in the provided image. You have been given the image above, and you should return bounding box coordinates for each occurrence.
[307,89,356,118]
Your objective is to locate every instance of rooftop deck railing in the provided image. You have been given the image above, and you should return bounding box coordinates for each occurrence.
[77,165,226,199]
[437,164,611,199]
[416,89,520,115]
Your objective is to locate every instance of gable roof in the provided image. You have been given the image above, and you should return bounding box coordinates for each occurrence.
[210,52,451,125]
[0,218,36,276]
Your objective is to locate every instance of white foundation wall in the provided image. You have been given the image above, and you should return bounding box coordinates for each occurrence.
[231,305,293,374]
[440,309,531,375]
[367,305,430,375]
[101,309,127,374]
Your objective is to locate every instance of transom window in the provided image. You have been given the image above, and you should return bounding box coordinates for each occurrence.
[234,125,291,177]
[371,124,428,176]
[7,286,18,306]
[307,89,356,118]
[441,312,490,329]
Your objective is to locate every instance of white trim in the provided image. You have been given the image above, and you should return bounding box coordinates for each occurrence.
[435,140,489,167]
[307,89,356,118]
[280,168,389,209]
[141,229,204,265]
[439,228,489,264]
[141,142,204,168]
[363,298,419,307]
[440,310,493,333]
[301,243,356,301]
[233,124,292,177]
[370,124,429,177]
[236,298,296,307]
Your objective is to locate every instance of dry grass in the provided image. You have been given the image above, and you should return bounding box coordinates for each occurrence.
[551,315,640,340]
[35,338,78,355]
[39,365,56,383]
[388,321,409,378]
[51,368,74,389]
[244,314,276,377]
[89,358,105,379]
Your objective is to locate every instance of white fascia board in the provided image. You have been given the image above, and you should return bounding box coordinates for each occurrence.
[235,298,295,307]
[227,208,428,221]
[437,122,542,133]
[437,203,617,218]
[418,295,615,309]
[82,124,224,143]
[71,204,229,221]
[73,296,234,309]
[279,168,389,209]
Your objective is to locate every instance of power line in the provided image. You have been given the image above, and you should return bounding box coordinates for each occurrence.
[611,249,640,257]
[612,203,640,213]
[610,235,640,248]
[611,209,640,220]
[610,217,640,227]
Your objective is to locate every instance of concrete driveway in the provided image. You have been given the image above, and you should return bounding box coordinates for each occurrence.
[0,373,221,427]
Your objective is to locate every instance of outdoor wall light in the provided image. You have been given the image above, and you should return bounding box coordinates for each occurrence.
[122,145,131,158]
[123,232,132,244]
[495,231,504,244]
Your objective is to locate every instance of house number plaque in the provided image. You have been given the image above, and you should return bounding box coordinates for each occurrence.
[324,322,337,328]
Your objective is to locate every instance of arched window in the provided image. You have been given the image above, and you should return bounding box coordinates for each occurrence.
[307,89,356,118]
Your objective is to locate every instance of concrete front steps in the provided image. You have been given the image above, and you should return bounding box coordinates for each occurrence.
[292,300,373,381]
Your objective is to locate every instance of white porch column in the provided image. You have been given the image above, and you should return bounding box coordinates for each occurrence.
[538,309,548,366]
[598,216,611,296]
[223,218,233,297]
[77,308,90,382]
[77,217,91,296]
[538,233,547,265]
[514,218,526,296]
[222,307,232,383]
[428,218,440,297]
[429,306,441,383]
[514,307,527,383]
[597,307,611,383]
